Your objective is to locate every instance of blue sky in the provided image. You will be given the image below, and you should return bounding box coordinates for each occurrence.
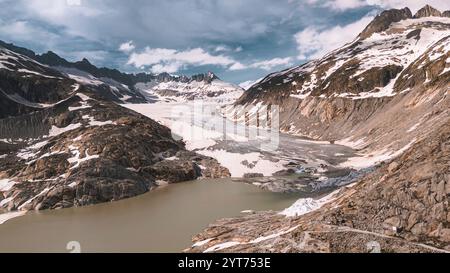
[0,0,448,84]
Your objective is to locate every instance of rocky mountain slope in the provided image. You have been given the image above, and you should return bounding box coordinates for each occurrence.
[0,45,229,213]
[230,5,449,152]
[190,5,450,253]
[189,119,450,253]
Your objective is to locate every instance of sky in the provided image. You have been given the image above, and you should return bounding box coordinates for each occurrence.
[0,0,449,84]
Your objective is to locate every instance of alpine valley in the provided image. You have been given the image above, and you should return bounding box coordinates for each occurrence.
[0,4,449,253]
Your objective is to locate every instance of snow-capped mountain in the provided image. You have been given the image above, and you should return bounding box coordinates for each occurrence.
[136,72,244,104]
[1,40,242,105]
[239,6,449,102]
[230,5,449,150]
[239,78,263,91]
[0,46,76,119]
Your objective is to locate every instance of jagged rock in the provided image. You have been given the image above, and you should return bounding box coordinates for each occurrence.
[413,5,442,18]
[272,169,296,177]
[443,11,450,17]
[143,160,202,183]
[387,162,399,173]
[243,173,264,178]
[359,7,412,39]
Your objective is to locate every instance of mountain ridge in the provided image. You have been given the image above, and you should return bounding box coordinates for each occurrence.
[0,40,225,87]
[230,4,449,147]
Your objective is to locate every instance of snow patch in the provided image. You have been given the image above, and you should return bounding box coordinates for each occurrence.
[336,137,366,149]
[0,197,13,207]
[67,146,99,169]
[48,123,82,137]
[192,238,214,248]
[0,211,26,225]
[407,122,421,133]
[280,187,346,218]
[77,93,91,101]
[204,241,241,253]
[202,225,300,252]
[0,179,16,192]
[340,139,416,169]
[249,225,299,243]
[197,149,285,177]
[84,115,116,127]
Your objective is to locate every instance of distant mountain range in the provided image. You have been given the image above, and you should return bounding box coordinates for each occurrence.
[0,39,243,104]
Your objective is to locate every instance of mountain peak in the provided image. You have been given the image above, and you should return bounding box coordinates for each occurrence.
[414,5,442,18]
[191,72,220,83]
[80,58,92,64]
[37,51,69,66]
[206,71,219,80]
[359,7,412,39]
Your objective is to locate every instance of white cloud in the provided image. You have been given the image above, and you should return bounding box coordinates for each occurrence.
[229,57,293,71]
[0,20,59,44]
[324,0,366,10]
[250,57,293,70]
[25,0,102,20]
[215,45,243,53]
[15,0,110,42]
[215,45,230,52]
[127,47,244,73]
[150,62,183,74]
[229,62,248,71]
[294,15,374,60]
[119,41,135,53]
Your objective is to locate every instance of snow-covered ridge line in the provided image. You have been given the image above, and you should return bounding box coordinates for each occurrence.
[245,16,450,101]
[136,78,244,104]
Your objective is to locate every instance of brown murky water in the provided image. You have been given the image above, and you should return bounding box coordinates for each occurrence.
[0,179,301,253]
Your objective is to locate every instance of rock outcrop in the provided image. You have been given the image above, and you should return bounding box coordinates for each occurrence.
[359,7,412,39]
[413,5,442,18]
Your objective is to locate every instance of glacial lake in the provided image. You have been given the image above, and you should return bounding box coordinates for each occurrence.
[0,179,301,253]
